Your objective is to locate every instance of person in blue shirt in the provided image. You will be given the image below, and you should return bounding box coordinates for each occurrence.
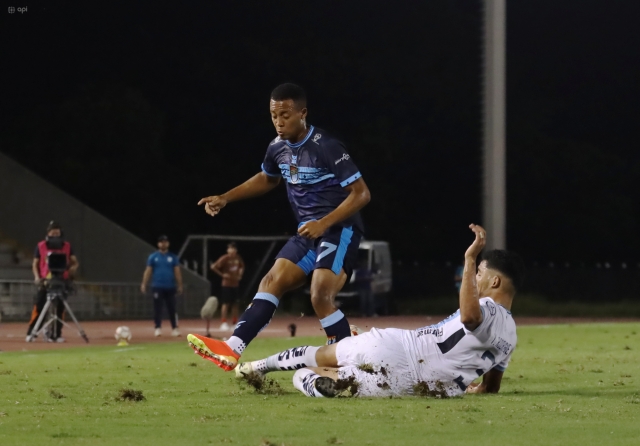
[189,83,371,372]
[141,235,183,337]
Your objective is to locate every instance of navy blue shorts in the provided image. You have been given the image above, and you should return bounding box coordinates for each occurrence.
[276,225,362,278]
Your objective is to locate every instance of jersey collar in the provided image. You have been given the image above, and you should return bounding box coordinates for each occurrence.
[284,126,314,148]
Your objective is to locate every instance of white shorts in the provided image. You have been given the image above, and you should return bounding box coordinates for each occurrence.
[335,328,415,397]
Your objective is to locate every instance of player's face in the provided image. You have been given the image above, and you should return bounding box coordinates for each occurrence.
[227,246,237,256]
[270,99,307,142]
[475,261,491,295]
[158,240,169,251]
[47,229,61,238]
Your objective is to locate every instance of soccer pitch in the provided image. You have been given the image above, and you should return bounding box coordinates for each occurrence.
[1,323,638,446]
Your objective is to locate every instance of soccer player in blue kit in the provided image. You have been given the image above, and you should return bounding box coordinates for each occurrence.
[188,83,371,371]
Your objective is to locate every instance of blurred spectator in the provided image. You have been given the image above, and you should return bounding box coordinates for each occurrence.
[141,235,182,337]
[210,242,245,331]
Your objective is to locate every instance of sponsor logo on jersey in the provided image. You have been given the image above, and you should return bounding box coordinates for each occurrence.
[493,337,512,355]
[334,153,350,165]
[416,326,444,338]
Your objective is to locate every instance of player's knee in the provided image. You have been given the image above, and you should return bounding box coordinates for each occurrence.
[310,288,334,308]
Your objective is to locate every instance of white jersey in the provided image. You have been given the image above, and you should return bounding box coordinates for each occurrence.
[401,297,517,397]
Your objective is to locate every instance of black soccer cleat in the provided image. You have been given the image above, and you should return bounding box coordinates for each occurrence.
[314,377,338,398]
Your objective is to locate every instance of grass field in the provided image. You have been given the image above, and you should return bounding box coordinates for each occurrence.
[1,323,639,446]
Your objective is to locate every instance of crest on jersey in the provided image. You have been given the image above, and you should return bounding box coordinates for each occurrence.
[313,133,322,144]
[290,164,299,183]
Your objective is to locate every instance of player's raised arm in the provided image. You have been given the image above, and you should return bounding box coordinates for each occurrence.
[459,224,486,331]
[198,171,280,217]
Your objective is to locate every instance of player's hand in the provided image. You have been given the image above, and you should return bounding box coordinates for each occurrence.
[197,195,228,217]
[177,285,183,295]
[465,382,484,394]
[141,284,147,294]
[464,224,487,260]
[298,220,328,239]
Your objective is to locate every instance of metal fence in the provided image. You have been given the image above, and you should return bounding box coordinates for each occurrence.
[0,280,210,322]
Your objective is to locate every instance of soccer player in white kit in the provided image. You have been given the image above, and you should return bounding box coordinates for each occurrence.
[235,224,524,397]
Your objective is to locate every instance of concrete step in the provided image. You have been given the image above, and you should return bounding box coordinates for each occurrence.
[0,252,15,264]
[0,243,13,254]
[0,266,33,280]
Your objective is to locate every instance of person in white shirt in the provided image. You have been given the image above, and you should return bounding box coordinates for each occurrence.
[235,224,524,398]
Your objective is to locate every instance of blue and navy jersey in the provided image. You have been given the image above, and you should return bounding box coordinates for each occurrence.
[147,251,179,289]
[261,126,364,232]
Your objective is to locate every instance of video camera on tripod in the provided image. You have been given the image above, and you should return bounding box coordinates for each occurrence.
[26,246,89,343]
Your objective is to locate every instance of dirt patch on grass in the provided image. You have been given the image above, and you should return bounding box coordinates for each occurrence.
[335,376,359,396]
[239,371,285,395]
[49,390,65,399]
[117,388,146,402]
[413,381,450,399]
[0,370,11,375]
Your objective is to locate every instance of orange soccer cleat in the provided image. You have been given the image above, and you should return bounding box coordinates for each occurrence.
[187,334,240,371]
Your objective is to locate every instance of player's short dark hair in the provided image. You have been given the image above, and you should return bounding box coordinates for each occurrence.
[481,250,525,291]
[227,242,237,249]
[271,83,307,109]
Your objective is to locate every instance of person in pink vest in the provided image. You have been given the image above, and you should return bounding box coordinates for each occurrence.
[26,221,79,342]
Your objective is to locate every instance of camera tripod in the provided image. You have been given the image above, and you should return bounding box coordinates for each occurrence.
[26,285,89,343]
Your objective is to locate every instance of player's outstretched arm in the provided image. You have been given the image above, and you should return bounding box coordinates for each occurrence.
[198,172,280,217]
[298,178,370,239]
[466,369,503,394]
[459,224,486,331]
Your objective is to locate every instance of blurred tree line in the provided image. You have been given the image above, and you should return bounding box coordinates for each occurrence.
[2,0,638,263]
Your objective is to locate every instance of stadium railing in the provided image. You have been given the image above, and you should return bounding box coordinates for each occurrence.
[0,280,209,322]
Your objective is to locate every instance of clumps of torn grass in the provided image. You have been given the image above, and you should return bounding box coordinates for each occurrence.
[188,362,198,367]
[327,436,344,444]
[335,376,359,397]
[0,370,11,375]
[116,388,145,402]
[357,363,389,377]
[357,363,375,374]
[413,380,450,399]
[239,371,285,395]
[49,390,65,399]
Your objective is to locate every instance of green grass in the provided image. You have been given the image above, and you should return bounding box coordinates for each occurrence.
[1,323,639,445]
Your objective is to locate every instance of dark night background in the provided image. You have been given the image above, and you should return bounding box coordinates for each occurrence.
[3,1,639,264]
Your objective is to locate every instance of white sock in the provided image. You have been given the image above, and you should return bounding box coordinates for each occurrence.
[259,345,319,372]
[225,336,246,355]
[292,369,324,397]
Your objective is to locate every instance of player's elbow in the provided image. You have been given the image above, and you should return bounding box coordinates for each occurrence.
[359,187,371,205]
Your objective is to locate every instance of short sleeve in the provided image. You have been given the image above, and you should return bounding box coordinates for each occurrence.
[463,299,500,341]
[262,143,281,177]
[68,245,75,256]
[323,140,362,187]
[146,254,155,267]
[34,246,41,258]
